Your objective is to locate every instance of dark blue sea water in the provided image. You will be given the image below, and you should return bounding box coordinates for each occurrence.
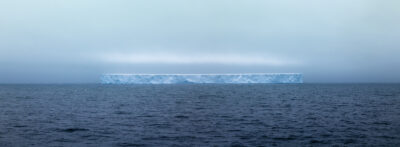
[0,84,400,146]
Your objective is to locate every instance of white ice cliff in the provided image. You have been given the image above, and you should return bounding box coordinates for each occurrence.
[101,73,303,84]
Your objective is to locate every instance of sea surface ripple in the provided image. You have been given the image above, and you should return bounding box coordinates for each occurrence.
[0,84,400,146]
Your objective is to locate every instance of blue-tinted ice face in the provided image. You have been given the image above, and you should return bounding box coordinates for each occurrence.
[101,74,303,84]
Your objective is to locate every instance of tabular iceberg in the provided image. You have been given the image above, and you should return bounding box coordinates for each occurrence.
[101,73,303,84]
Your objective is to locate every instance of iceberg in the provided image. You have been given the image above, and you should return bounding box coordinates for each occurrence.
[101,73,303,84]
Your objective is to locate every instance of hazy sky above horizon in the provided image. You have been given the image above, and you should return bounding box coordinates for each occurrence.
[1,0,399,83]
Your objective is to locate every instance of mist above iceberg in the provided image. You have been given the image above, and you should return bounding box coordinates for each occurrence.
[101,73,303,84]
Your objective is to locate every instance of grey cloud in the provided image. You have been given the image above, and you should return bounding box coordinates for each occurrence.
[0,0,399,83]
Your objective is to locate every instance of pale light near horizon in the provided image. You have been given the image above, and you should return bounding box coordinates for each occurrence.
[99,53,302,66]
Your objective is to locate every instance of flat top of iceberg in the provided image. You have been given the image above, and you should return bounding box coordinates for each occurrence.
[103,73,301,75]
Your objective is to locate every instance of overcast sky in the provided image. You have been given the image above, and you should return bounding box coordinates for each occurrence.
[0,0,399,83]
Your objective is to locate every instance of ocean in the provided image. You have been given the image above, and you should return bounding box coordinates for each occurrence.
[0,84,399,146]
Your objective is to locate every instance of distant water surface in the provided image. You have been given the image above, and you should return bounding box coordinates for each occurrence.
[0,84,400,146]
